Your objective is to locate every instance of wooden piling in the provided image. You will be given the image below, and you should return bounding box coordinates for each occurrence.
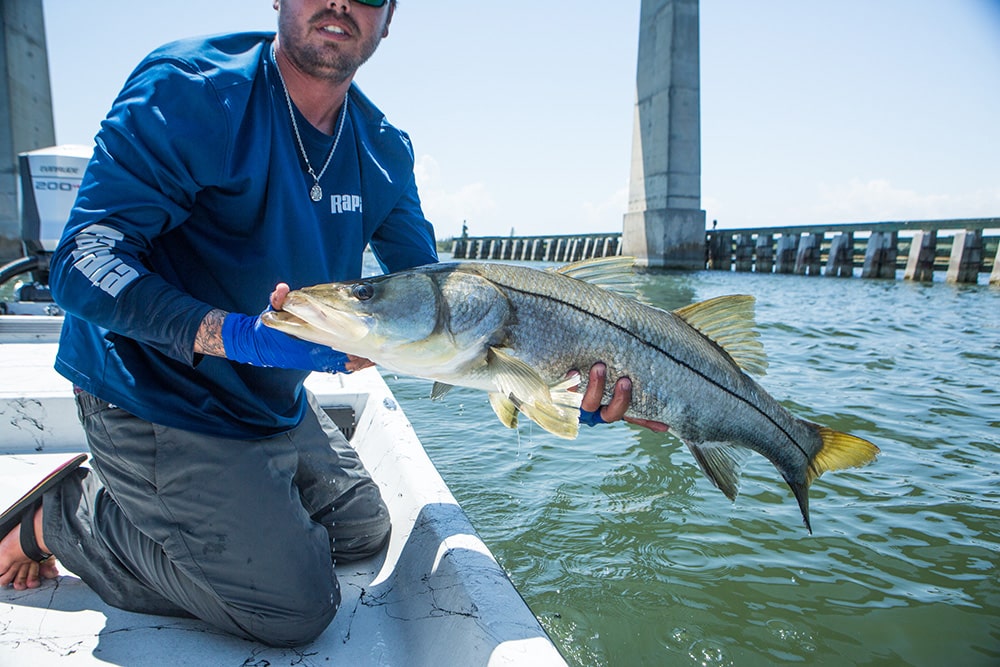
[946,230,983,284]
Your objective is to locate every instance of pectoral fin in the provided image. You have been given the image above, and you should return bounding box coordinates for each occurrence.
[488,392,519,429]
[548,374,584,411]
[487,347,552,406]
[487,347,580,439]
[516,401,580,439]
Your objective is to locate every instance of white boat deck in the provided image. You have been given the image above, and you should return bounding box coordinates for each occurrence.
[0,321,565,665]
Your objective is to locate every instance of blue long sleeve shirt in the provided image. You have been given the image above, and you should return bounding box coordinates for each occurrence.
[50,32,438,439]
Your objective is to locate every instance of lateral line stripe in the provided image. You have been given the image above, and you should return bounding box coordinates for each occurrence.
[498,280,809,460]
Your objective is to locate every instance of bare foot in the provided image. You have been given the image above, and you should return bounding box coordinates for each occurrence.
[0,506,59,590]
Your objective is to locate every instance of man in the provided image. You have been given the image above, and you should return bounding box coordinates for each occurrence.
[0,0,657,647]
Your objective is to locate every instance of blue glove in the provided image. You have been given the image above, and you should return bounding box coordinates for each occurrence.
[221,312,349,373]
[579,407,607,427]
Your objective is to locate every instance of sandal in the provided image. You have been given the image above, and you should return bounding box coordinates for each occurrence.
[0,453,88,563]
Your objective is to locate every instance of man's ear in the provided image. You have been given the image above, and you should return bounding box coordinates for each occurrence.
[383,3,394,38]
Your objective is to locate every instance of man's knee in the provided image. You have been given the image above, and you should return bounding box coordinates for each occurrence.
[244,572,341,647]
[333,511,391,562]
[316,482,391,563]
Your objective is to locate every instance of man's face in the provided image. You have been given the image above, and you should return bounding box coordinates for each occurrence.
[273,0,393,83]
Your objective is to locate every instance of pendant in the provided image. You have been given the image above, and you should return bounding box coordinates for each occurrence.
[310,183,323,202]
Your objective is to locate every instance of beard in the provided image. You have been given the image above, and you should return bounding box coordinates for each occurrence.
[278,10,386,84]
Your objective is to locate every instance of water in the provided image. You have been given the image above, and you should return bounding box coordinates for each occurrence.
[381,264,1000,666]
[6,257,997,664]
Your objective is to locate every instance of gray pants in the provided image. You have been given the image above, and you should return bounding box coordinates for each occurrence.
[43,389,390,647]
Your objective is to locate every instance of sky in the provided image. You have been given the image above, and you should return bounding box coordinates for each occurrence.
[41,1,1000,239]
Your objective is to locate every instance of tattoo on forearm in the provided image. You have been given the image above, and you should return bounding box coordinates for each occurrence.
[196,308,229,357]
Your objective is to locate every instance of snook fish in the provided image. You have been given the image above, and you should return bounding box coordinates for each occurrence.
[263,257,879,531]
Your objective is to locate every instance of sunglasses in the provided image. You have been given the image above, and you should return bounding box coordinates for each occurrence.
[352,0,388,6]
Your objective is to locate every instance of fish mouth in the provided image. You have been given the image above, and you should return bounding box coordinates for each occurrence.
[263,293,372,345]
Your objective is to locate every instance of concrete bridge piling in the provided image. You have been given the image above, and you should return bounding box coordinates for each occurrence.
[946,230,983,283]
[451,233,623,264]
[904,230,937,281]
[861,231,898,279]
[703,219,997,284]
[826,233,854,277]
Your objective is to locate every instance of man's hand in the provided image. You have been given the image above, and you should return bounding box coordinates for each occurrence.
[192,282,372,374]
[574,363,669,433]
[220,311,350,373]
[270,283,374,372]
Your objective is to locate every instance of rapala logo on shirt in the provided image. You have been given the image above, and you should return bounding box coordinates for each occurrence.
[330,194,362,215]
[70,224,140,297]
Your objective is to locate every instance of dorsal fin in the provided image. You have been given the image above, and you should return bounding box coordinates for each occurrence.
[552,256,644,301]
[673,295,768,376]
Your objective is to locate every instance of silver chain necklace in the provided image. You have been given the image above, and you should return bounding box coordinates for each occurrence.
[272,45,349,202]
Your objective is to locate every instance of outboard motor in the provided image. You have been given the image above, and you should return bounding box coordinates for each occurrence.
[0,144,91,315]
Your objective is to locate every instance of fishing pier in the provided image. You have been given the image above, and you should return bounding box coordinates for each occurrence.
[450,217,1000,285]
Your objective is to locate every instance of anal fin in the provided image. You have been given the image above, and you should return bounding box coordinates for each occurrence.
[685,441,751,501]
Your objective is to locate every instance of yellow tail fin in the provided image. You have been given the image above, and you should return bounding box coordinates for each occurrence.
[789,427,879,533]
[807,427,880,487]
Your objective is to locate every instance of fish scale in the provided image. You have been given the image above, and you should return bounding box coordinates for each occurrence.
[263,258,880,531]
[476,262,797,445]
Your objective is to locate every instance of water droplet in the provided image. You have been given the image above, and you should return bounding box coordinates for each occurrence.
[687,639,732,666]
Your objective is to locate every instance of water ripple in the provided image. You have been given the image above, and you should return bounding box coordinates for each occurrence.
[395,269,1000,666]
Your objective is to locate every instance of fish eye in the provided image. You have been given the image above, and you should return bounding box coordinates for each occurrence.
[351,283,375,301]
